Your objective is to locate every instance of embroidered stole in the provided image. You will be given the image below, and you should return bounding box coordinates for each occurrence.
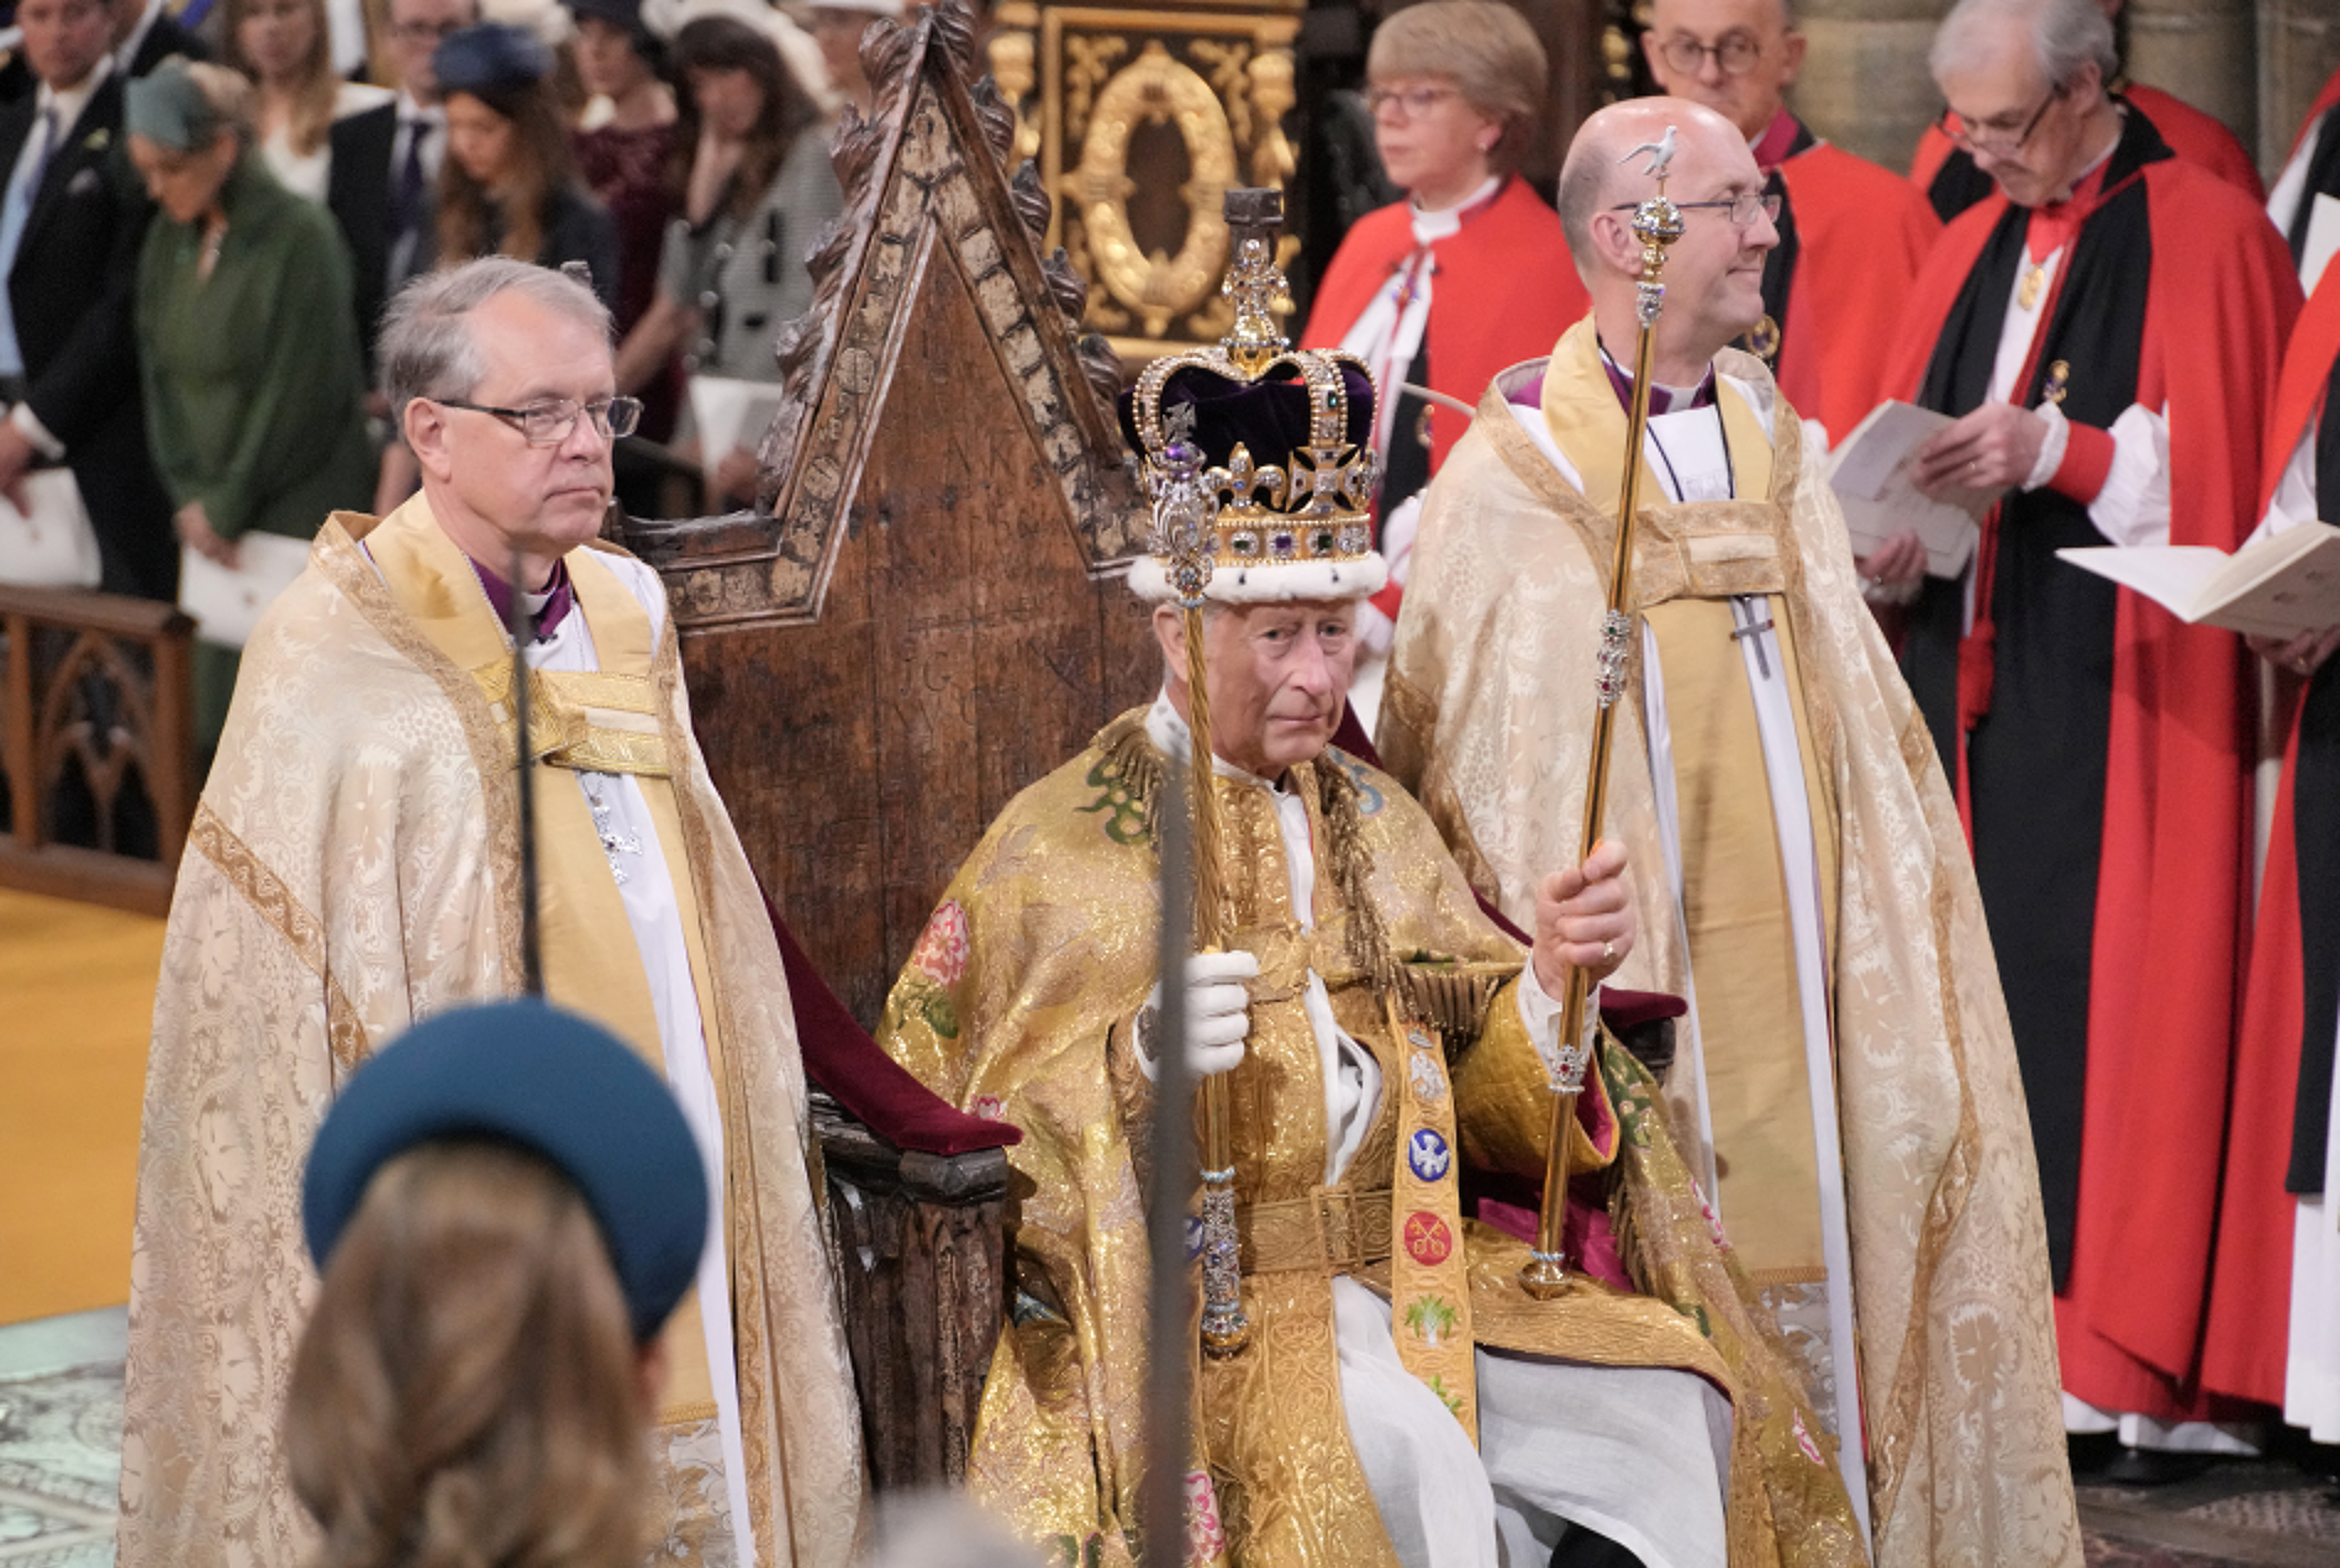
[1535,322,1840,1284]
[364,495,733,1428]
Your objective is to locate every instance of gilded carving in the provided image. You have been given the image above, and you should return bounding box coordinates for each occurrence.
[1076,40,1238,339]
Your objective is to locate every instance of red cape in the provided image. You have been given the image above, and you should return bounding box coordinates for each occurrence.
[2289,65,2340,161]
[1301,177,1587,472]
[1772,141,1941,442]
[1910,85,2265,205]
[1886,159,2303,1415]
[2198,272,2340,1406]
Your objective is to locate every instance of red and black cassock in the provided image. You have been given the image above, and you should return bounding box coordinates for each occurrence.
[1740,111,1942,444]
[2204,272,2340,1407]
[1887,108,2301,1416]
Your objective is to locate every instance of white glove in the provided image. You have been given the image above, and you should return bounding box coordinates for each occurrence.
[1135,949,1260,1081]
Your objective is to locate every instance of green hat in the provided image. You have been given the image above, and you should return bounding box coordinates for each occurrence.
[124,58,234,152]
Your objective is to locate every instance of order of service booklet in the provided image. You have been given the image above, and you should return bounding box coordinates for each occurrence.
[2056,520,2340,638]
[1824,399,1993,577]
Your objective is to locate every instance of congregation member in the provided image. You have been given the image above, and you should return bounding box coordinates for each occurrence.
[327,0,476,366]
[1300,0,1583,720]
[1879,0,2297,1467]
[0,0,176,599]
[1640,0,1936,449]
[1908,0,2260,222]
[431,22,616,294]
[1378,95,2078,1562]
[107,0,204,79]
[286,1001,713,1568]
[2229,264,2340,1448]
[804,0,894,121]
[2267,62,2340,289]
[1302,0,1584,523]
[226,0,393,204]
[883,277,1869,1567]
[612,12,836,504]
[118,256,865,1568]
[567,0,677,439]
[126,59,374,749]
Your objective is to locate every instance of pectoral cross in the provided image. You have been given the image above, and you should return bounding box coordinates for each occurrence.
[582,776,642,885]
[1729,596,1775,679]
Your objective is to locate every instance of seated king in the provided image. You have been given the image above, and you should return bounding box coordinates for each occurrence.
[880,215,1864,1568]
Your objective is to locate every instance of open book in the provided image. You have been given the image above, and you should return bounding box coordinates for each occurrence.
[1825,400,1993,577]
[2056,521,2340,638]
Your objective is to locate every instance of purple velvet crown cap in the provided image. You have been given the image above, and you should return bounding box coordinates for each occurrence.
[1118,359,1377,471]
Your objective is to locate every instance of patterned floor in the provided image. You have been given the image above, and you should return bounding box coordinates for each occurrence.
[0,1309,124,1568]
[5,1302,2339,1568]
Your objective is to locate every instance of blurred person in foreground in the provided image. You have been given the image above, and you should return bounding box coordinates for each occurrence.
[882,260,1871,1568]
[1380,94,2080,1562]
[118,255,863,1568]
[125,58,374,749]
[286,1000,711,1568]
[1299,0,1584,720]
[1875,0,2297,1469]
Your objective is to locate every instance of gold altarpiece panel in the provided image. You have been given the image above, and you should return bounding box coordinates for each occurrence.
[989,0,1300,361]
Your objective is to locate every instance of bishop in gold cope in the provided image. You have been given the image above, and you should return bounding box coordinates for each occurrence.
[882,199,1863,1568]
[1380,97,2080,1564]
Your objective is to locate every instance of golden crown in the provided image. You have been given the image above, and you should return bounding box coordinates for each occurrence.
[1123,189,1384,605]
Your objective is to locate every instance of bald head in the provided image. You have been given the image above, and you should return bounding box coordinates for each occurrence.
[1558,97,1743,276]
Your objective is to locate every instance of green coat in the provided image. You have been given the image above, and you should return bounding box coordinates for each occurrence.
[136,152,375,548]
[137,152,377,744]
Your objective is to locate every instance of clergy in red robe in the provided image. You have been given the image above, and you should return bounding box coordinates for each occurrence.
[1910,1,2262,222]
[2268,64,2340,288]
[1298,0,1585,715]
[1878,0,2301,1453]
[2221,268,2340,1442]
[1640,0,1940,448]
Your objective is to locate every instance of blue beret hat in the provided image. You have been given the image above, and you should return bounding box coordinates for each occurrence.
[433,22,554,99]
[301,999,710,1343]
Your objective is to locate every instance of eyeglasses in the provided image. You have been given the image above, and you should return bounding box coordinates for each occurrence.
[434,395,643,446]
[392,18,466,41]
[1609,191,1782,227]
[1936,83,2065,156]
[1654,33,1764,77]
[1362,84,1461,120]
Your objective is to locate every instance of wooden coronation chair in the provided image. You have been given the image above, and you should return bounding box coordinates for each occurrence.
[617,0,1158,1489]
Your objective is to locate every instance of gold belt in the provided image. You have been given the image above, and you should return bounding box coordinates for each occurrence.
[1237,1184,1393,1276]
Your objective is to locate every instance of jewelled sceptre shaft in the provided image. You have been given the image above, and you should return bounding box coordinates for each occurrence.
[1520,130,1686,1301]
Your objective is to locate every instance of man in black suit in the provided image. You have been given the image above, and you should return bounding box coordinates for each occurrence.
[327,0,472,364]
[0,0,173,598]
[0,0,200,106]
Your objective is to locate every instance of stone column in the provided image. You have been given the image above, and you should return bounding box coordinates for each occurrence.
[2126,0,2257,161]
[1788,0,1943,177]
[2259,0,2340,175]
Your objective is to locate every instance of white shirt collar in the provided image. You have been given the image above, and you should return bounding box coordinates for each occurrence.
[35,53,111,143]
[1145,689,1284,792]
[1409,173,1501,247]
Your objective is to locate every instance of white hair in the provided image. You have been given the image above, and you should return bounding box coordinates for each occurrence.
[1931,0,2117,94]
[378,258,613,421]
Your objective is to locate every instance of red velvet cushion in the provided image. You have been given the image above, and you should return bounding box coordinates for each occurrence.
[764,893,1021,1156]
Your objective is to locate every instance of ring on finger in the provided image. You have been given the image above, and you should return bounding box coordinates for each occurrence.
[1600,938,1617,964]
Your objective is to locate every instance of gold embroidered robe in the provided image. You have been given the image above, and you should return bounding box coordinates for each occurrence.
[1378,320,2080,1567]
[883,711,1865,1568]
[119,495,866,1568]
